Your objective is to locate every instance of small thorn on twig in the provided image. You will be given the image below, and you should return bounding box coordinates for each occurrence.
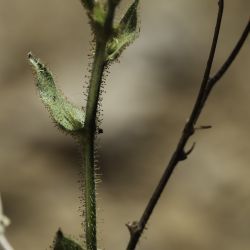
[179,142,196,161]
[195,125,212,130]
[186,142,196,156]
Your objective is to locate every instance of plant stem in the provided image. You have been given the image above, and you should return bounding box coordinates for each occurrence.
[207,19,250,92]
[82,2,116,248]
[83,41,106,250]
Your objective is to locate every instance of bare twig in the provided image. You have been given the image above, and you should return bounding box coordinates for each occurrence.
[126,1,250,249]
[189,0,224,125]
[207,19,250,94]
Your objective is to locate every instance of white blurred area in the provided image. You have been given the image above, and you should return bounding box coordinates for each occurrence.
[0,195,13,250]
[0,0,249,249]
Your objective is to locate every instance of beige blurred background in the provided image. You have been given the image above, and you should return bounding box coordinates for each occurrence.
[0,0,250,249]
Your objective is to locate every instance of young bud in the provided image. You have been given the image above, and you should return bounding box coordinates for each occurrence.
[92,2,106,27]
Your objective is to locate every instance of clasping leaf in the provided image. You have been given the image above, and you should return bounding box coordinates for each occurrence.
[106,0,139,62]
[53,230,84,250]
[28,53,85,134]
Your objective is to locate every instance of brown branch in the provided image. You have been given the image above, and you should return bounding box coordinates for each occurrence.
[188,0,224,125]
[126,1,249,249]
[206,19,250,94]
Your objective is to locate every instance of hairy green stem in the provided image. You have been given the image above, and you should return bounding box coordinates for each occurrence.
[81,1,137,248]
[82,2,117,247]
[85,42,106,129]
[82,132,97,250]
[82,41,106,250]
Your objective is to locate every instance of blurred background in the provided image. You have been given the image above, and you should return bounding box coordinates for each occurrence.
[0,0,250,249]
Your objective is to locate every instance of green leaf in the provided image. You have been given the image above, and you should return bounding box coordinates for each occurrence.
[28,52,85,133]
[53,230,84,250]
[119,0,139,33]
[105,0,139,62]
